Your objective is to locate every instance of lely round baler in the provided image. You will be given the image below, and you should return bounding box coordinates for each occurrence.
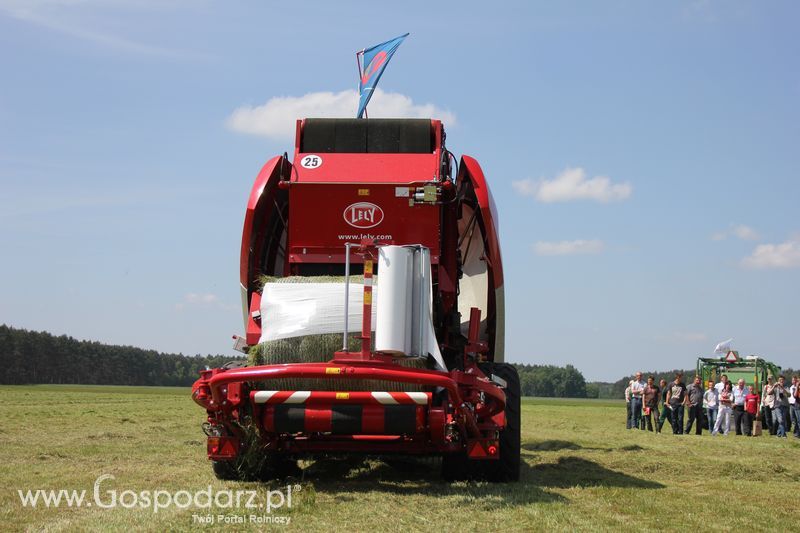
[191,118,520,482]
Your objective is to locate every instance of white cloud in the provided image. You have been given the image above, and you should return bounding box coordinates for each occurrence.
[0,0,204,60]
[673,331,708,342]
[741,239,800,269]
[533,239,605,256]
[184,293,218,304]
[175,292,238,311]
[510,179,537,196]
[732,225,759,241]
[226,88,457,140]
[712,224,760,241]
[654,331,709,343]
[512,167,632,203]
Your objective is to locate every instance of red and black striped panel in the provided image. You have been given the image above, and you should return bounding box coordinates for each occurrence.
[253,391,430,435]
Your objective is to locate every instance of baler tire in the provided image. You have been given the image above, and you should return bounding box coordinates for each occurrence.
[440,450,470,482]
[212,455,300,482]
[211,460,239,480]
[483,362,521,482]
[256,455,302,481]
[440,362,521,482]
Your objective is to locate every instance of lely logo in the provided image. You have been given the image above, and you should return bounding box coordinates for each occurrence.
[343,202,384,229]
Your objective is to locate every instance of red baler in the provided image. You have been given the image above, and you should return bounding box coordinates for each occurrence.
[192,118,519,482]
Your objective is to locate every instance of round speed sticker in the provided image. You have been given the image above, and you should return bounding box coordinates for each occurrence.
[300,155,322,169]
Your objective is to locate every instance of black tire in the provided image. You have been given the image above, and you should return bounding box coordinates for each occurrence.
[440,362,521,482]
[212,460,239,480]
[212,453,300,481]
[440,449,470,482]
[263,455,302,480]
[483,362,521,482]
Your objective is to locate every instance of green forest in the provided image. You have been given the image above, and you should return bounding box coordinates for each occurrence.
[0,325,236,386]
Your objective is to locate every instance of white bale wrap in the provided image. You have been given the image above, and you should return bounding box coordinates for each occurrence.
[410,246,433,357]
[376,245,446,370]
[375,246,413,355]
[259,282,378,344]
[251,275,427,392]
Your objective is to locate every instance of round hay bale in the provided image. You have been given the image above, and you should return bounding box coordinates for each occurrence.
[248,275,429,391]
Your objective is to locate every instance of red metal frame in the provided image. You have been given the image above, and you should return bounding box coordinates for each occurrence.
[240,156,286,289]
[193,358,505,457]
[204,363,504,418]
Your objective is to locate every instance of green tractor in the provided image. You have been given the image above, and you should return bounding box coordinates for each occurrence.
[696,352,782,392]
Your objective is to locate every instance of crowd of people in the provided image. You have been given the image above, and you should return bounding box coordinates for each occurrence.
[624,371,800,438]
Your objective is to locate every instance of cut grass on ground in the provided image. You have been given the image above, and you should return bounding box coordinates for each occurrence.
[1,385,798,532]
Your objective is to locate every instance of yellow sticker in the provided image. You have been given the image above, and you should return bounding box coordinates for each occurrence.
[363,291,372,305]
[364,260,373,275]
[336,392,350,400]
[326,368,342,375]
[358,188,370,196]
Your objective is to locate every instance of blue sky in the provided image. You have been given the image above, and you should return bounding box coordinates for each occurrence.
[0,1,797,381]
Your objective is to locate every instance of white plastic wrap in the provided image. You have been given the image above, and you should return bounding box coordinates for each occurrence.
[376,245,446,370]
[259,283,378,343]
[375,246,414,355]
[410,247,432,356]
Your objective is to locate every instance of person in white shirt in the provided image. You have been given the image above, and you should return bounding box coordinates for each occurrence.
[704,380,718,432]
[715,374,729,396]
[713,381,734,435]
[790,375,800,438]
[790,375,799,438]
[732,378,748,435]
[629,372,646,430]
[762,377,776,435]
[625,382,632,429]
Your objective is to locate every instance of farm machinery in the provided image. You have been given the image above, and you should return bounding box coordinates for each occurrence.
[191,118,519,482]
[697,353,781,391]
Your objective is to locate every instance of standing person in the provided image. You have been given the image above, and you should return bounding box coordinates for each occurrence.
[713,382,734,436]
[685,376,705,435]
[642,376,661,432]
[630,372,646,431]
[762,377,776,435]
[792,376,800,439]
[784,378,792,434]
[625,381,632,429]
[704,380,718,432]
[772,376,789,438]
[715,374,729,396]
[743,385,760,437]
[732,378,748,435]
[666,373,687,435]
[658,379,671,433]
[787,375,797,436]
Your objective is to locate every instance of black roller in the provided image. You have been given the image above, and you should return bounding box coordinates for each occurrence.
[301,119,432,154]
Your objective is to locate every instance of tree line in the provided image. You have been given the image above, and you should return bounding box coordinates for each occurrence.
[0,325,238,386]
[512,363,588,398]
[1,325,592,397]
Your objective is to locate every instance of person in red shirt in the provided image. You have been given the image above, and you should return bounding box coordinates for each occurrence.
[743,385,760,437]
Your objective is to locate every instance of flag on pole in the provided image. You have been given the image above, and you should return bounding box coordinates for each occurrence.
[356,33,409,118]
[713,338,733,354]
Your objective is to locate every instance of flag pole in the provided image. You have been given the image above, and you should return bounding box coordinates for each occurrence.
[355,50,367,118]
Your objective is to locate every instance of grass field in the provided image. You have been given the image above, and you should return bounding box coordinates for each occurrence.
[2,385,799,532]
